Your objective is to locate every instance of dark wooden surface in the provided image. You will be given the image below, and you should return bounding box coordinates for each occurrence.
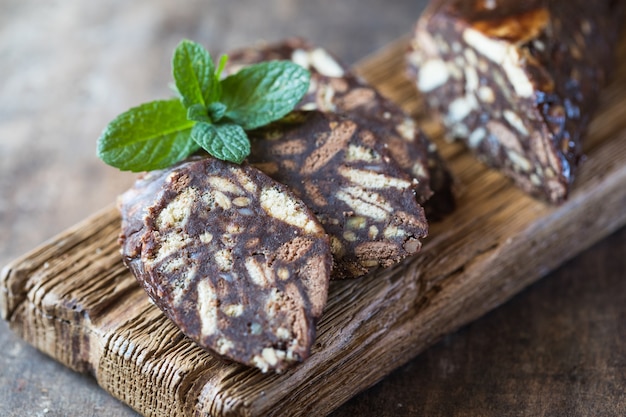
[332,227,626,417]
[1,1,624,416]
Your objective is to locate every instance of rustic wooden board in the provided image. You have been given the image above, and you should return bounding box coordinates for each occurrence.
[2,35,626,417]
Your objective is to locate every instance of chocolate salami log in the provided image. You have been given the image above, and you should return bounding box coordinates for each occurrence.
[407,0,625,203]
[227,38,456,219]
[248,111,429,279]
[117,157,332,372]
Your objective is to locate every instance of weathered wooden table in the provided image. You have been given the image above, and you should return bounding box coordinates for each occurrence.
[1,1,625,416]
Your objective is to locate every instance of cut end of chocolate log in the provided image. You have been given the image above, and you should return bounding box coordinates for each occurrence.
[117,157,332,373]
[227,37,456,220]
[407,0,625,203]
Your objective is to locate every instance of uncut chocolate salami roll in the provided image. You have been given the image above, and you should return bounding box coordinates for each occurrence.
[407,0,625,203]
[227,38,456,219]
[117,157,332,372]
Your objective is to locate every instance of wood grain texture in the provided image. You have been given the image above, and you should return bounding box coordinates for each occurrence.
[330,226,626,417]
[2,34,626,417]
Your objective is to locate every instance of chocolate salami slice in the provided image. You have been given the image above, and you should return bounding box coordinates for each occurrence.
[227,38,455,219]
[407,0,625,203]
[118,157,332,372]
[248,111,429,279]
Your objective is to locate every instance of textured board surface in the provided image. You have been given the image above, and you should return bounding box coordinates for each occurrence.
[2,35,626,417]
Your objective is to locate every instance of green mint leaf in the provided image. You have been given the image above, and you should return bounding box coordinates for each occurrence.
[173,40,220,108]
[98,41,310,173]
[220,61,310,130]
[191,122,250,164]
[207,102,227,122]
[187,103,211,123]
[97,98,197,172]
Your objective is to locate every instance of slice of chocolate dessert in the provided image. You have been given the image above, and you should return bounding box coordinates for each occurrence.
[248,111,429,279]
[118,157,332,372]
[227,38,455,219]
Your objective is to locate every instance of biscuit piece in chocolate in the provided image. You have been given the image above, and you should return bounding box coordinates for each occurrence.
[227,38,455,219]
[118,157,332,372]
[407,0,625,203]
[249,111,429,279]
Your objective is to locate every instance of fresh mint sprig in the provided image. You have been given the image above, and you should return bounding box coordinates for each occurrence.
[97,39,310,171]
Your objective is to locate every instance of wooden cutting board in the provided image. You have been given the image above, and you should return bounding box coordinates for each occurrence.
[2,36,626,417]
